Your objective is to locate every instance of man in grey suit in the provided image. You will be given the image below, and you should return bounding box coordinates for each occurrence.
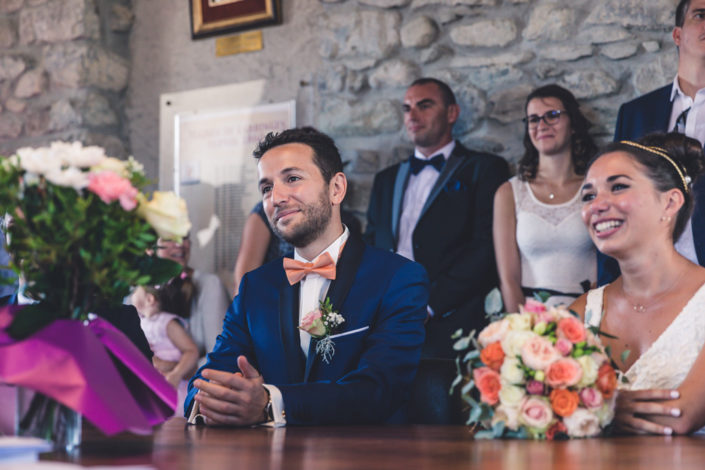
[365,78,509,358]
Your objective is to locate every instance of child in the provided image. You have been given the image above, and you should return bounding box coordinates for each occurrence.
[131,275,198,415]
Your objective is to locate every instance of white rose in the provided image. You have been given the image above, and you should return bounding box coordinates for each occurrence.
[576,355,599,388]
[500,357,525,384]
[91,156,129,177]
[478,318,510,347]
[137,191,191,240]
[16,146,60,176]
[501,330,533,358]
[499,383,526,407]
[596,398,615,427]
[519,396,553,431]
[51,141,106,168]
[506,313,532,331]
[44,166,89,190]
[563,408,601,437]
[493,403,522,431]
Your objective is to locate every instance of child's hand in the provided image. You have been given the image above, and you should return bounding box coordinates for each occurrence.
[164,370,181,389]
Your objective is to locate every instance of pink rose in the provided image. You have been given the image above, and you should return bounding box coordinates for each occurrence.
[555,338,573,356]
[545,358,583,388]
[519,396,553,430]
[299,309,326,337]
[563,408,601,437]
[526,380,545,395]
[557,316,587,344]
[523,298,546,314]
[473,367,502,405]
[478,318,510,347]
[579,387,604,410]
[87,171,138,211]
[521,335,560,370]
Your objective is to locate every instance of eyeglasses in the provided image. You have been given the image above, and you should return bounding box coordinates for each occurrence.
[523,110,565,128]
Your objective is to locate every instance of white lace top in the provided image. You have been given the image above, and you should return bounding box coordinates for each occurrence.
[585,285,705,391]
[510,177,596,307]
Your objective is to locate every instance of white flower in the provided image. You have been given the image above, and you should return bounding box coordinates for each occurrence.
[563,408,601,437]
[126,156,144,175]
[16,146,60,176]
[478,318,510,347]
[44,166,89,190]
[576,355,599,388]
[493,403,522,431]
[50,141,106,168]
[596,398,615,427]
[506,313,532,331]
[501,329,533,358]
[1,155,19,172]
[500,357,525,384]
[499,383,526,407]
[91,156,128,177]
[137,191,192,240]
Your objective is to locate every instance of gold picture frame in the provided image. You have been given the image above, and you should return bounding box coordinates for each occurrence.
[190,0,282,39]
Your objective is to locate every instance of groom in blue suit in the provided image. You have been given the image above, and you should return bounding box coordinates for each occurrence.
[600,0,705,284]
[185,127,429,426]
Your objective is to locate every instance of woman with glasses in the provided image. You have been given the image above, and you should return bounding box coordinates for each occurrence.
[493,84,598,311]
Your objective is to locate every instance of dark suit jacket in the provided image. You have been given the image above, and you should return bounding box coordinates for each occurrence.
[364,142,509,358]
[600,85,705,284]
[184,234,429,425]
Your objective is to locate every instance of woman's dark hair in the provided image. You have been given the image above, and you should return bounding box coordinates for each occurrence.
[518,84,597,181]
[145,270,195,319]
[587,132,705,241]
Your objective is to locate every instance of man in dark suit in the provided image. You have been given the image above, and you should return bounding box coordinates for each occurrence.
[185,127,428,426]
[601,0,705,284]
[365,78,509,359]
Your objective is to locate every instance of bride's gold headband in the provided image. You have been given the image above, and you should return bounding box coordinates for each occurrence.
[619,140,692,194]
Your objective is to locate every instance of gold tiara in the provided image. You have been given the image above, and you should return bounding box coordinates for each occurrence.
[619,141,691,193]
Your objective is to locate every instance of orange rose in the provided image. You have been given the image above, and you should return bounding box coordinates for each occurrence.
[549,389,579,417]
[480,342,505,371]
[596,363,617,398]
[473,367,501,405]
[545,358,583,387]
[546,421,568,440]
[557,317,587,344]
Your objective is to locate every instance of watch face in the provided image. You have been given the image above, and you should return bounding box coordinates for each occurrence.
[266,402,274,421]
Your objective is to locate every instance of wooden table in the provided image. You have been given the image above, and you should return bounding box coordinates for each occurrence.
[43,418,705,469]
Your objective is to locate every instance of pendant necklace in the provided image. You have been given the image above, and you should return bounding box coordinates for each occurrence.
[548,192,555,200]
[622,271,686,312]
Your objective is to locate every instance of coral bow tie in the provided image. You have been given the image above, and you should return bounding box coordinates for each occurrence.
[283,252,337,285]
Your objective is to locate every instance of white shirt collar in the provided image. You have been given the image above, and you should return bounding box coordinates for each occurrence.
[294,225,349,264]
[414,140,456,161]
[670,75,705,101]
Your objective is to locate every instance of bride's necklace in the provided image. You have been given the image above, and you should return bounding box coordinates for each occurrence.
[621,272,686,312]
[548,192,555,200]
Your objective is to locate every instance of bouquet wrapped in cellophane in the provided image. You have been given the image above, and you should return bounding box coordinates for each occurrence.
[452,290,619,440]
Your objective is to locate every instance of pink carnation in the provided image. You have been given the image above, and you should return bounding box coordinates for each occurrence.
[87,171,138,211]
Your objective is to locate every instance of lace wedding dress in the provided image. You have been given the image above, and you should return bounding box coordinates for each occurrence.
[510,177,596,307]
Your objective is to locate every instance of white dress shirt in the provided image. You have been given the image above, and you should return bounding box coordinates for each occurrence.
[669,77,705,264]
[396,140,455,261]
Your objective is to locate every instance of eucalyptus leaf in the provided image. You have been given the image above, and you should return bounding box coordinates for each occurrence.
[468,403,483,423]
[449,374,462,394]
[451,328,464,340]
[474,430,495,440]
[453,335,471,351]
[620,349,631,365]
[484,288,503,315]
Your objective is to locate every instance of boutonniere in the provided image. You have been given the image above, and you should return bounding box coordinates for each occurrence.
[299,297,345,364]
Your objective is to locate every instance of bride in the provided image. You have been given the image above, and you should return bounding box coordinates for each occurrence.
[571,133,705,435]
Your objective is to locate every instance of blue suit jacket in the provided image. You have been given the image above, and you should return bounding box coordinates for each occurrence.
[601,85,705,284]
[184,234,429,425]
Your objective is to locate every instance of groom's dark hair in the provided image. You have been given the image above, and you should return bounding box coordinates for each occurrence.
[253,127,344,183]
[676,0,691,27]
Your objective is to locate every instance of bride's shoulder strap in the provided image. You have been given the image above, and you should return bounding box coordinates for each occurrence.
[584,286,606,328]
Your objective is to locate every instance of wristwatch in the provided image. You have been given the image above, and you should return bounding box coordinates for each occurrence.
[262,386,274,422]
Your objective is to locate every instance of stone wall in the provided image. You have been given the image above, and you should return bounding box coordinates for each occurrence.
[0,0,133,157]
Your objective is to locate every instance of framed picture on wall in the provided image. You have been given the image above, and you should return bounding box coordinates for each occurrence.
[190,0,282,39]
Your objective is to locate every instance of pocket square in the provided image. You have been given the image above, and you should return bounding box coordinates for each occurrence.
[328,325,370,340]
[443,180,467,193]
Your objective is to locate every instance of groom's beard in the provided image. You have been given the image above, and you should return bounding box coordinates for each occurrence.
[271,190,332,249]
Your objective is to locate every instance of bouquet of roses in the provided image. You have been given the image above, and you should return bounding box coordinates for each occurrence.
[452,291,618,440]
[0,141,190,338]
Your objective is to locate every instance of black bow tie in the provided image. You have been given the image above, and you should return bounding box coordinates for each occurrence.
[409,154,445,175]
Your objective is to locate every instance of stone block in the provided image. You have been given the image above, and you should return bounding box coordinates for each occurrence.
[419,44,448,64]
[642,41,660,53]
[84,48,129,92]
[632,53,678,95]
[600,43,638,60]
[489,85,533,124]
[540,45,593,62]
[450,51,533,68]
[401,16,438,48]
[560,70,618,99]
[351,149,380,174]
[466,65,524,89]
[48,98,82,131]
[0,56,26,82]
[453,83,487,133]
[524,4,577,42]
[450,19,517,48]
[369,59,419,89]
[437,9,459,25]
[411,0,496,8]
[110,3,134,32]
[0,0,23,14]
[577,26,631,45]
[346,70,367,93]
[5,97,26,113]
[19,0,100,44]
[14,68,46,98]
[79,92,118,127]
[0,112,22,138]
[318,64,346,93]
[586,0,672,28]
[44,43,128,91]
[358,0,410,7]
[317,10,400,61]
[0,18,17,48]
[25,107,49,136]
[318,98,402,136]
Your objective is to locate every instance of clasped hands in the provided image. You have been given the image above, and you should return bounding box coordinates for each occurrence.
[615,388,682,435]
[193,355,269,426]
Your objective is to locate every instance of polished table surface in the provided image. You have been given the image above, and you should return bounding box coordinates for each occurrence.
[44,418,705,470]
